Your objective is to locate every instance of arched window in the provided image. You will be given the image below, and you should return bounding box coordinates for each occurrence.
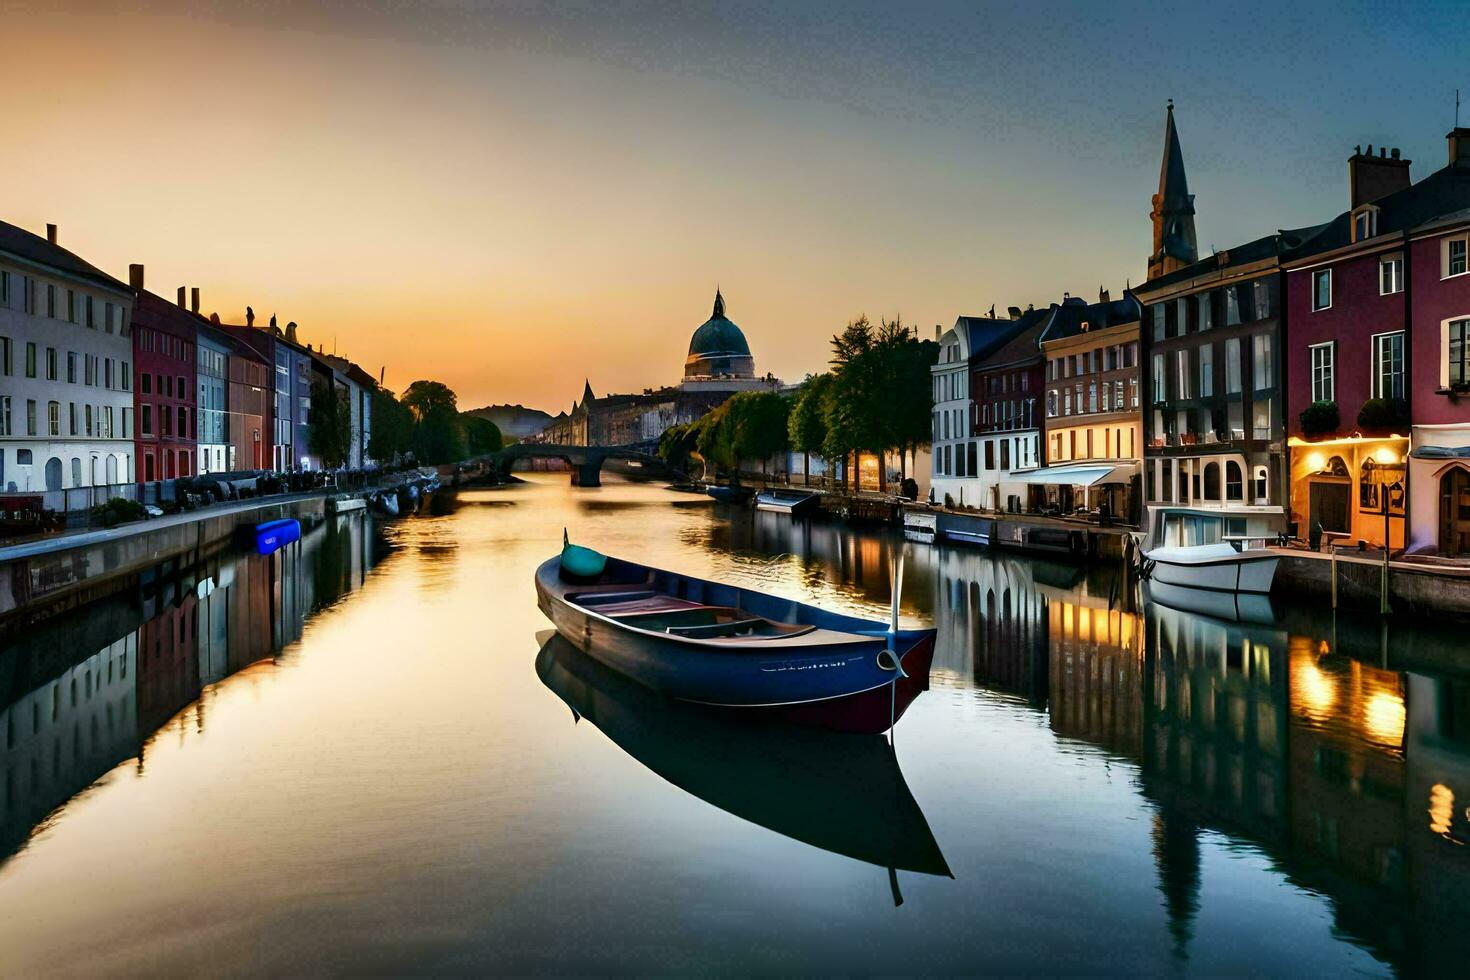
[1225,461,1244,501]
[1203,462,1221,501]
[1253,465,1270,503]
[70,458,82,487]
[44,457,62,491]
[105,455,118,484]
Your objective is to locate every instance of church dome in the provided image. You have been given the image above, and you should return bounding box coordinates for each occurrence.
[685,289,755,379]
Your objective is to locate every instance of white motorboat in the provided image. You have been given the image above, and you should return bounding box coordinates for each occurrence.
[1144,541,1278,594]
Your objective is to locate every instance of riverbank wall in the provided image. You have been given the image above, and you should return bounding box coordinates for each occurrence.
[1273,550,1470,620]
[0,495,329,632]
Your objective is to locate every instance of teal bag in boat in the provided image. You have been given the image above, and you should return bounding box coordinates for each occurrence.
[561,529,607,580]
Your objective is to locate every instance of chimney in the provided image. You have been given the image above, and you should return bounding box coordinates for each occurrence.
[1007,306,1022,319]
[285,321,299,344]
[46,224,57,245]
[1449,128,1470,169]
[129,264,145,291]
[177,286,186,308]
[246,306,255,328]
[1099,286,1111,304]
[191,287,200,314]
[1349,143,1411,207]
[934,324,940,341]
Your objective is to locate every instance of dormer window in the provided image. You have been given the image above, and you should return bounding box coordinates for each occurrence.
[1352,206,1377,242]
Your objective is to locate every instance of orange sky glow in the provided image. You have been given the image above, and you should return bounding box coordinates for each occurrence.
[7,2,1451,413]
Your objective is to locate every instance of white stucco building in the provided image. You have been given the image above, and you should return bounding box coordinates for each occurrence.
[0,221,135,501]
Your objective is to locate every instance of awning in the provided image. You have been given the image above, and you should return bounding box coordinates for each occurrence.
[1411,445,1470,459]
[1004,462,1139,486]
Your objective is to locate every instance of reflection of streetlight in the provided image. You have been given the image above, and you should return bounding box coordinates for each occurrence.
[1363,690,1405,747]
[1296,659,1335,717]
[1429,783,1456,837]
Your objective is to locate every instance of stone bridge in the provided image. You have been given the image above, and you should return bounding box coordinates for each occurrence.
[489,443,686,487]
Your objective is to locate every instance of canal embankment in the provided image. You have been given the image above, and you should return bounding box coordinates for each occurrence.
[0,493,330,631]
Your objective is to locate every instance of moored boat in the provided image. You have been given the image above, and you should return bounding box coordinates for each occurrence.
[754,488,820,516]
[705,484,751,505]
[1141,506,1280,594]
[535,541,933,710]
[375,491,400,517]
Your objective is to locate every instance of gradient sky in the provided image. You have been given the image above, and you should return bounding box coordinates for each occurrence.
[4,1,1468,412]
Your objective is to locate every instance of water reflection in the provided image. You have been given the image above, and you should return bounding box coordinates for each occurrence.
[0,513,376,863]
[715,507,1470,972]
[535,632,950,890]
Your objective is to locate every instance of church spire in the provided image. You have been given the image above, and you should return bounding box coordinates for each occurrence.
[581,378,595,404]
[1148,100,1198,281]
[712,287,725,319]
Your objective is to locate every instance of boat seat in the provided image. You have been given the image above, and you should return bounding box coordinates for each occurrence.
[666,618,817,640]
[575,589,658,606]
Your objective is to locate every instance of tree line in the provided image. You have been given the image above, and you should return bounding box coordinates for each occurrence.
[309,377,503,469]
[659,315,936,490]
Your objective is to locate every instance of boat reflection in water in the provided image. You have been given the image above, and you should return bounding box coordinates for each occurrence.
[535,632,951,902]
[0,511,376,867]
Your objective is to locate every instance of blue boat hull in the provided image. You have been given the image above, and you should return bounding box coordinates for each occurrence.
[535,555,932,709]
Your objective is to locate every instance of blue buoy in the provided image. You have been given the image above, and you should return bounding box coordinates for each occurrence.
[253,518,301,555]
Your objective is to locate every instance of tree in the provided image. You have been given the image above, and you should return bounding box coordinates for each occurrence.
[402,380,465,465]
[308,381,353,469]
[461,414,504,456]
[658,422,700,475]
[788,373,833,485]
[695,400,738,480]
[730,390,790,477]
[369,388,414,464]
[1299,400,1340,437]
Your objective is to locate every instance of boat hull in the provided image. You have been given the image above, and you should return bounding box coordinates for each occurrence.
[754,490,819,516]
[535,556,931,709]
[1146,549,1279,594]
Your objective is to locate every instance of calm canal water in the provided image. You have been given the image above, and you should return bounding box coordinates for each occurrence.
[1,473,1467,975]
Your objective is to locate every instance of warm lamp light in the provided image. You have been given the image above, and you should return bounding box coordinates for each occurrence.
[1373,447,1400,465]
[1305,451,1327,473]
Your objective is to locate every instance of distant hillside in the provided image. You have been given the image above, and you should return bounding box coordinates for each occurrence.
[464,403,555,439]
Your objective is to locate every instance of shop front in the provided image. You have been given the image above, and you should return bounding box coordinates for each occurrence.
[1288,437,1408,550]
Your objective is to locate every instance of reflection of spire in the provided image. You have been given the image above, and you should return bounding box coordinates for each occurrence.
[1152,808,1201,961]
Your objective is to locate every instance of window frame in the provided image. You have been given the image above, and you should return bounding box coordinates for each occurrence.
[1309,341,1336,403]
[1379,253,1404,295]
[1444,235,1469,279]
[1371,330,1406,401]
[1312,269,1333,311]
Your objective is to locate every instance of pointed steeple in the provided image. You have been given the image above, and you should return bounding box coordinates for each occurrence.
[712,287,725,319]
[1148,100,1198,280]
[581,378,595,404]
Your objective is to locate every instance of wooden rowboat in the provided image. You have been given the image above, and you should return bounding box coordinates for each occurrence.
[534,547,934,711]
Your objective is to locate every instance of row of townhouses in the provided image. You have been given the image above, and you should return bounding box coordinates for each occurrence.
[0,220,379,503]
[930,107,1470,559]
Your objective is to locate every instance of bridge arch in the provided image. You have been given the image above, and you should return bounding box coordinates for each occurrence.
[488,443,686,487]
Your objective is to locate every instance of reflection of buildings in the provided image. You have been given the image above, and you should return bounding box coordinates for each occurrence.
[0,513,374,867]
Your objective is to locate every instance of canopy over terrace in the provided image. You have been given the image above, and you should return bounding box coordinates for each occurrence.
[1003,461,1140,524]
[1004,462,1139,486]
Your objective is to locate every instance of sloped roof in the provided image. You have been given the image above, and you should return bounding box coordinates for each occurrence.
[1141,222,1328,292]
[0,219,129,294]
[955,305,1053,365]
[1286,163,1470,259]
[1042,293,1142,343]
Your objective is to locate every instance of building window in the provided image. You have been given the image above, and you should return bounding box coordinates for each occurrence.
[1252,280,1273,320]
[1380,254,1404,295]
[1151,304,1165,341]
[1225,338,1242,394]
[0,396,8,437]
[67,352,77,383]
[1198,343,1214,398]
[1197,292,1213,332]
[25,342,36,378]
[1252,334,1273,391]
[1152,353,1165,403]
[1310,342,1335,402]
[1450,319,1470,388]
[1445,236,1468,278]
[1353,209,1375,242]
[142,404,153,437]
[1312,269,1332,310]
[1175,349,1191,399]
[1225,288,1242,326]
[26,399,37,436]
[47,401,59,436]
[1373,331,1405,400]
